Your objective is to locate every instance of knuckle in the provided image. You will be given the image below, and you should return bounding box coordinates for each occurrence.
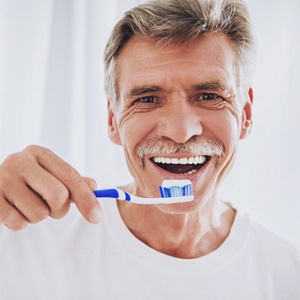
[50,202,70,220]
[23,144,37,154]
[0,172,12,191]
[57,187,70,204]
[8,221,28,232]
[42,184,69,210]
[28,207,50,224]
[59,165,79,183]
[0,177,17,205]
[9,221,28,231]
[41,188,70,214]
[1,152,23,171]
[1,147,38,176]
[1,145,46,170]
[23,145,53,162]
[2,211,28,231]
[23,144,45,155]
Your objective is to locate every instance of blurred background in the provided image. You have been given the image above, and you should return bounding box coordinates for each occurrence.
[0,0,299,242]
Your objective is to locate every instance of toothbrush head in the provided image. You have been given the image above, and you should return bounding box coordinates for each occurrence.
[159,179,193,200]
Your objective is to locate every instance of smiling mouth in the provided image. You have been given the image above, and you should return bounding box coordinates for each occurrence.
[151,155,210,175]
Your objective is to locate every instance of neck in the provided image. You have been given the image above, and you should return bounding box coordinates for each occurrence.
[117,199,235,259]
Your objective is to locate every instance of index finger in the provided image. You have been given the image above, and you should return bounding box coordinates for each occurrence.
[29,146,102,224]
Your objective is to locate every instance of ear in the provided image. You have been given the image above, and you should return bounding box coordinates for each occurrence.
[239,88,253,140]
[107,99,122,145]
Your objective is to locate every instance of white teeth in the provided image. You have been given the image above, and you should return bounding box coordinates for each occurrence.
[187,169,197,174]
[187,157,194,164]
[180,158,188,164]
[171,158,179,164]
[153,155,207,165]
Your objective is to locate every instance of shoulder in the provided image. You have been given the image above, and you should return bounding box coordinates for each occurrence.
[236,210,300,268]
[231,210,300,298]
[250,216,299,253]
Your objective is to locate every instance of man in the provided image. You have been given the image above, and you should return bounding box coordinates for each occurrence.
[0,0,299,299]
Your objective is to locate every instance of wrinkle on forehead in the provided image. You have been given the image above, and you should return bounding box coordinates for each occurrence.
[115,34,238,102]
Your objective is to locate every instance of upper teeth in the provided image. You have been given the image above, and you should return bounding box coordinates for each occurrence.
[153,156,207,165]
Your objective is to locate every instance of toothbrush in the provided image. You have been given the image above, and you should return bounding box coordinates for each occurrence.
[93,179,193,204]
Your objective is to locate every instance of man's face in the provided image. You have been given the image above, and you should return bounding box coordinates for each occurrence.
[108,32,252,213]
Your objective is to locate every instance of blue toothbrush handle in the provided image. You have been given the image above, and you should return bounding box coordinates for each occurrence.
[93,189,131,201]
[93,189,119,198]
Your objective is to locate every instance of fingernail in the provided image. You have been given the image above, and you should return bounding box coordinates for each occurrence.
[88,206,103,224]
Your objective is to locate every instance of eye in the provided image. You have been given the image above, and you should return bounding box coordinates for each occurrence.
[130,95,163,111]
[135,96,157,103]
[197,93,221,101]
[191,92,225,110]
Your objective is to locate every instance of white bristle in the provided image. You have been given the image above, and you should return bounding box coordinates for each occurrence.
[161,179,192,188]
[159,179,193,198]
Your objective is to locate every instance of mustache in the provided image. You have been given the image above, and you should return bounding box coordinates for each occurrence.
[136,137,224,168]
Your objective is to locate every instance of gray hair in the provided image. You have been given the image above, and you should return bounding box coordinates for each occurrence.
[104,0,256,102]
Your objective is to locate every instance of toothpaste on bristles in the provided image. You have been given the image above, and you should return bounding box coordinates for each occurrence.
[159,179,193,198]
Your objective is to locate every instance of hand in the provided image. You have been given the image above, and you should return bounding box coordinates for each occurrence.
[0,145,102,231]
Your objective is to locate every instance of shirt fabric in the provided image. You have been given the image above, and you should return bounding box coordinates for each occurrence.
[0,199,299,299]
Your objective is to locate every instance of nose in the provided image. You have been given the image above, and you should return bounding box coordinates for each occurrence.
[156,101,203,143]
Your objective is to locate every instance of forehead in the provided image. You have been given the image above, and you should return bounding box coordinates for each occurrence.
[116,33,237,97]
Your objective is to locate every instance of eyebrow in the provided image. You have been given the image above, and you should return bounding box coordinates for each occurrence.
[191,81,230,93]
[125,81,232,99]
[125,85,162,99]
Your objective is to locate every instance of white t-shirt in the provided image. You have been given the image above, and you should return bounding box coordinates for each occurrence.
[0,199,299,299]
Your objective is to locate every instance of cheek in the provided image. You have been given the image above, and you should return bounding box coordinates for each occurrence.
[197,98,243,135]
[224,102,241,125]
[117,109,157,152]
[208,109,240,140]
[117,111,159,181]
[118,105,156,131]
[219,101,244,142]
[209,100,241,127]
[118,106,135,129]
